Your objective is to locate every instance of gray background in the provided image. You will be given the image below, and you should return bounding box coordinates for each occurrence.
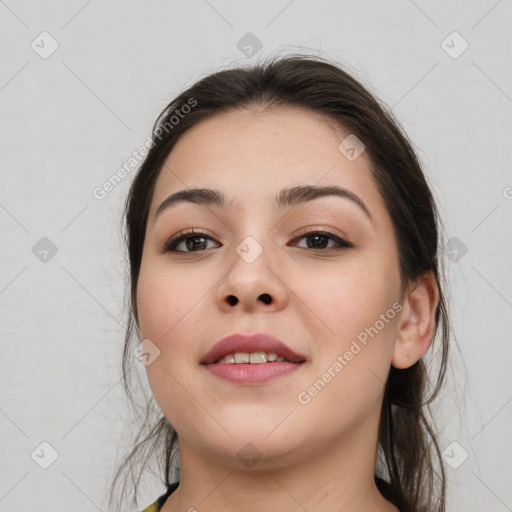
[1,1,511,510]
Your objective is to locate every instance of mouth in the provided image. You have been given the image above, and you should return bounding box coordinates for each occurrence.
[201,332,306,384]
[213,351,296,364]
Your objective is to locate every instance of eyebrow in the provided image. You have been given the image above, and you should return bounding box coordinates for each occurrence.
[155,185,372,221]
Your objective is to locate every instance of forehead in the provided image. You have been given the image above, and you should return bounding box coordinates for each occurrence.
[150,106,387,219]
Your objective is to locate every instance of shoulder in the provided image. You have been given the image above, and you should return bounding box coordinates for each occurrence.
[141,481,180,512]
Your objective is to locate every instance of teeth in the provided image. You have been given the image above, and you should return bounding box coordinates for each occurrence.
[249,352,266,363]
[235,352,250,363]
[217,352,286,364]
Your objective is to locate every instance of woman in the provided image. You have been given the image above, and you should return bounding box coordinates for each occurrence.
[109,53,450,512]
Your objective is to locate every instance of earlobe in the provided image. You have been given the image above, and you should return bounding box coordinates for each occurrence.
[391,271,439,369]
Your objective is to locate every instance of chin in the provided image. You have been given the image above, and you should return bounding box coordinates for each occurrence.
[202,435,304,472]
[206,420,304,461]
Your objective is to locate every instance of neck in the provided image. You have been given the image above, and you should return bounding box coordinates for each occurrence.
[162,417,398,512]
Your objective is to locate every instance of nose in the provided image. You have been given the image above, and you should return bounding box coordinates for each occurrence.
[226,292,272,306]
[215,247,289,313]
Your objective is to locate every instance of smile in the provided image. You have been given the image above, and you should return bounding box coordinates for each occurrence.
[205,359,305,384]
[214,351,289,364]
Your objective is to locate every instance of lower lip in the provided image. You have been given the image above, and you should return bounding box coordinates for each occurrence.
[204,362,304,384]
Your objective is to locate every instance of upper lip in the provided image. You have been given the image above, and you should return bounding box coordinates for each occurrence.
[201,333,306,365]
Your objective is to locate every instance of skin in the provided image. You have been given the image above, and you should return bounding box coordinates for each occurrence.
[136,106,439,512]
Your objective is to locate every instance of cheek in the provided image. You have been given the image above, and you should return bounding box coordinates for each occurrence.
[136,263,208,432]
[297,258,399,409]
[301,259,399,338]
[136,261,209,381]
[136,261,203,341]
[297,288,399,436]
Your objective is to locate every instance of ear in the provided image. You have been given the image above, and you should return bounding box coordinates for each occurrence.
[392,271,439,369]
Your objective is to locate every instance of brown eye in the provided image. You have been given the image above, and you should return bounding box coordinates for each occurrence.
[164,229,353,254]
[291,231,353,250]
[164,230,219,253]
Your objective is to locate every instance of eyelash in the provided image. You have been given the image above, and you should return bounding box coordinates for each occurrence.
[163,228,353,253]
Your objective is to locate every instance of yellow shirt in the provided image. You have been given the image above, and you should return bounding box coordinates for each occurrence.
[141,481,179,512]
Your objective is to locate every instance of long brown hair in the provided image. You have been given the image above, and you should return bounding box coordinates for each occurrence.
[108,53,450,512]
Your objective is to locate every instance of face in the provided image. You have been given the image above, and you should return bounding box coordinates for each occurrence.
[136,107,404,469]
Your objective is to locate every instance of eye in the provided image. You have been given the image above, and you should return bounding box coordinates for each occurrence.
[164,229,353,253]
[290,230,353,250]
[164,229,219,253]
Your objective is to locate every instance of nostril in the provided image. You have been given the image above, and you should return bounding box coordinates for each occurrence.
[259,293,271,304]
[227,295,238,306]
